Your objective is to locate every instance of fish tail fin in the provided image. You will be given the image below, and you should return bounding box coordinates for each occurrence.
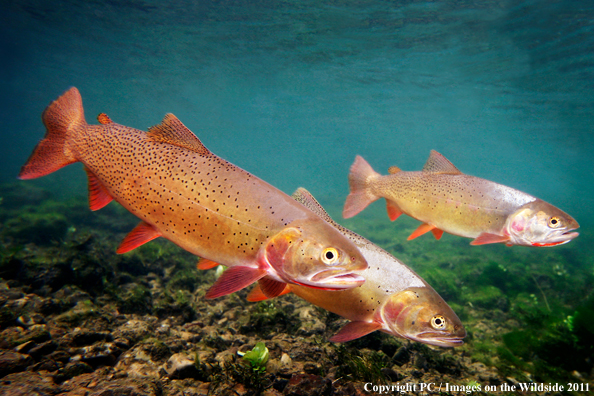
[18,87,86,179]
[343,155,380,218]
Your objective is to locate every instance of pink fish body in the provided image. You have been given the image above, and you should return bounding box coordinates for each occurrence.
[343,151,579,247]
[249,188,466,348]
[19,87,368,298]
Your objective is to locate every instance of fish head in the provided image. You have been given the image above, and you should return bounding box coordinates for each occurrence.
[381,287,466,347]
[505,200,579,247]
[263,219,367,290]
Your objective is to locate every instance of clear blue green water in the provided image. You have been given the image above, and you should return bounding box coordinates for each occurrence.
[1,0,594,384]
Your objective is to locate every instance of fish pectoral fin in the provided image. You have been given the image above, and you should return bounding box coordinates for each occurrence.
[247,280,292,302]
[84,167,114,211]
[148,114,211,155]
[197,259,221,270]
[116,222,162,254]
[205,266,267,300]
[259,277,289,298]
[329,321,383,343]
[407,223,437,240]
[470,232,511,246]
[385,199,403,221]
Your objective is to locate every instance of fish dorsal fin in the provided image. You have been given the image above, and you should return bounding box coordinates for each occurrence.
[388,166,401,174]
[292,188,335,224]
[148,114,211,155]
[422,150,462,174]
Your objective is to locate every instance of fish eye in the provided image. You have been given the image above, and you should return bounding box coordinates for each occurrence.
[548,216,561,228]
[321,247,339,265]
[431,315,446,330]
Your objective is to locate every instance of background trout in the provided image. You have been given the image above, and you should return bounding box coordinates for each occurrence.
[18,87,367,299]
[343,151,579,247]
[248,188,466,347]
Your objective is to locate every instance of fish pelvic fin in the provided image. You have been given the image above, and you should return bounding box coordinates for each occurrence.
[470,232,511,246]
[329,321,383,342]
[85,167,114,211]
[205,266,267,299]
[343,155,381,219]
[197,259,221,270]
[246,279,292,301]
[18,87,86,180]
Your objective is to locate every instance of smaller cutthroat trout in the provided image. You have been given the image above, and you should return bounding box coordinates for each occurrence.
[343,151,579,247]
[248,188,465,347]
[19,87,368,299]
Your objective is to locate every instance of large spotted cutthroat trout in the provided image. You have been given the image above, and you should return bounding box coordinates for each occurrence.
[18,87,368,298]
[343,151,579,247]
[248,188,466,347]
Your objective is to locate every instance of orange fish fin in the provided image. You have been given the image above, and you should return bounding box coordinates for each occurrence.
[247,281,292,302]
[97,113,113,124]
[197,259,221,270]
[247,284,269,302]
[205,266,267,299]
[386,200,402,221]
[84,167,113,211]
[148,114,211,155]
[329,321,383,343]
[18,87,84,180]
[116,222,162,254]
[259,277,288,298]
[422,150,462,175]
[387,166,401,174]
[407,223,436,240]
[343,156,380,219]
[431,228,444,240]
[470,232,511,246]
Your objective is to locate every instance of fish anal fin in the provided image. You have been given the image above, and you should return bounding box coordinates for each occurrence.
[329,321,383,343]
[470,232,511,246]
[431,228,444,240]
[97,113,113,124]
[407,223,437,240]
[85,167,113,211]
[148,114,211,155]
[386,200,402,221]
[205,266,267,299]
[259,277,288,298]
[117,222,162,254]
[197,259,221,270]
[422,150,462,174]
[387,166,401,174]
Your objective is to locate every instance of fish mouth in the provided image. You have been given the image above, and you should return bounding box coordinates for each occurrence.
[409,332,466,348]
[532,230,579,247]
[296,272,365,290]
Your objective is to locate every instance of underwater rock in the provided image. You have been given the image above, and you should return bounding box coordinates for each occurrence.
[162,352,201,379]
[0,350,34,377]
[0,371,58,395]
[283,374,332,396]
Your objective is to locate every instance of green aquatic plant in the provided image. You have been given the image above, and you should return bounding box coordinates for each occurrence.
[335,345,389,384]
[238,341,269,373]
